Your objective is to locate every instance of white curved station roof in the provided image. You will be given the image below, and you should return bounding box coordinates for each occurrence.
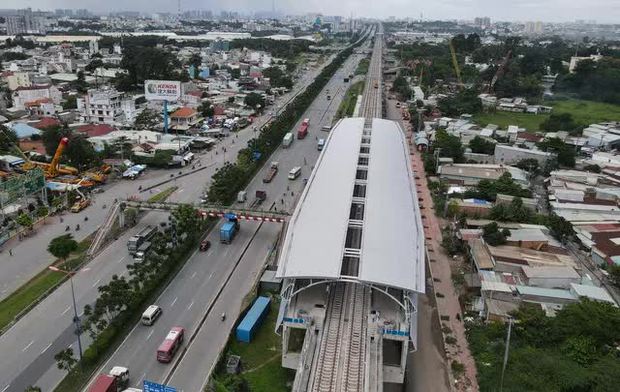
[276,118,425,293]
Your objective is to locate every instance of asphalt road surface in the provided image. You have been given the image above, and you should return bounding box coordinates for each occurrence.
[84,42,369,392]
[0,59,337,392]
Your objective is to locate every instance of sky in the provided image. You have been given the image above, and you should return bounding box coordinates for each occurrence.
[2,0,620,23]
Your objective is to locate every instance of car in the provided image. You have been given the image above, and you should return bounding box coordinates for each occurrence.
[200,239,211,251]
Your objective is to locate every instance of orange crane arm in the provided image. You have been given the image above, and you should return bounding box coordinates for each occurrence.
[48,137,69,177]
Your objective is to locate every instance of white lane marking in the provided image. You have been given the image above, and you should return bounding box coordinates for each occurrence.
[40,342,53,354]
[22,340,34,352]
[117,256,126,264]
[61,305,71,315]
[170,297,178,307]
[146,330,154,341]
[207,272,214,281]
[177,188,184,193]
[1,384,10,392]
[187,301,194,311]
[190,271,197,279]
[92,278,101,288]
[136,372,146,387]
[67,344,73,349]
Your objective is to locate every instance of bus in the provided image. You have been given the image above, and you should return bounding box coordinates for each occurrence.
[157,326,185,363]
[288,167,302,180]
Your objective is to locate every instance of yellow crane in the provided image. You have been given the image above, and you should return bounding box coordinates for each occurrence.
[448,39,463,89]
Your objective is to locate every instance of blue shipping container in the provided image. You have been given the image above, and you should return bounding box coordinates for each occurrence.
[236,296,271,343]
[220,221,237,243]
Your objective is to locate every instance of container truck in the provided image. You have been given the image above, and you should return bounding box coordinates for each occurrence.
[262,161,279,183]
[282,132,293,148]
[250,190,267,208]
[127,225,157,255]
[220,213,240,244]
[297,118,310,139]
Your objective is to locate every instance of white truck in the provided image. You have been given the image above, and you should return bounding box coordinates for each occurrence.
[282,132,293,148]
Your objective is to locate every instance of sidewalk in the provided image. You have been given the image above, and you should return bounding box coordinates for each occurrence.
[406,125,478,391]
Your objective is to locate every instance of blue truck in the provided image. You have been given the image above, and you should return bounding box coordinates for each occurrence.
[219,213,240,244]
[236,296,271,343]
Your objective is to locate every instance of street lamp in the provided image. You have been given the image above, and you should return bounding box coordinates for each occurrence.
[48,266,83,361]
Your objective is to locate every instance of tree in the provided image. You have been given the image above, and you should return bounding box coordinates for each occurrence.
[609,264,620,288]
[392,75,411,99]
[36,205,49,222]
[263,67,293,89]
[515,158,539,173]
[541,113,582,135]
[85,58,104,73]
[54,348,77,371]
[438,88,482,116]
[468,136,495,155]
[537,137,576,168]
[0,125,18,154]
[24,386,42,392]
[134,109,161,130]
[243,92,265,111]
[62,95,78,110]
[15,213,33,230]
[482,222,509,246]
[198,101,214,118]
[119,46,179,89]
[584,164,601,173]
[434,129,465,162]
[546,213,574,243]
[465,172,531,201]
[40,126,100,170]
[48,234,78,262]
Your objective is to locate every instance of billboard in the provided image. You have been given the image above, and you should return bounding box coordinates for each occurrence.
[144,80,181,101]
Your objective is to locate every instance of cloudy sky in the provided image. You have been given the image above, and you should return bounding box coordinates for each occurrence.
[3,0,619,23]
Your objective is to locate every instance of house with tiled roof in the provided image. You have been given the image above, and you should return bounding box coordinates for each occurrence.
[32,117,61,130]
[76,124,115,138]
[170,107,199,131]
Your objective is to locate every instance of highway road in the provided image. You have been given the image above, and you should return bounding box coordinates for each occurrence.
[87,39,370,391]
[0,56,341,392]
[166,43,371,392]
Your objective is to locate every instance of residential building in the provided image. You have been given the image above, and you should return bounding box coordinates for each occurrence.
[6,16,27,35]
[522,266,581,289]
[438,163,528,187]
[170,107,199,131]
[77,88,136,125]
[494,144,555,166]
[5,72,31,91]
[495,194,538,212]
[569,54,603,73]
[12,85,62,111]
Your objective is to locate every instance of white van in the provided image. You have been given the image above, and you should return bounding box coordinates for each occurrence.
[317,139,325,151]
[283,132,293,148]
[288,166,302,180]
[141,305,162,326]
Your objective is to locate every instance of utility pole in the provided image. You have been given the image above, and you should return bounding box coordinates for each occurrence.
[499,317,513,392]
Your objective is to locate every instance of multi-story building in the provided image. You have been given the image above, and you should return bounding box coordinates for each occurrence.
[4,72,31,91]
[6,16,27,35]
[77,88,136,125]
[12,85,62,110]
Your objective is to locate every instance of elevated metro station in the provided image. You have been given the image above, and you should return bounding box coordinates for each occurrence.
[276,116,425,391]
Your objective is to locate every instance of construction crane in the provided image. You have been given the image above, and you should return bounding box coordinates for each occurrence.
[488,50,512,94]
[47,137,69,177]
[448,39,463,89]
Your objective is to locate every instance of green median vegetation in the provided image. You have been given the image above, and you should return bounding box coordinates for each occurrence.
[335,80,365,119]
[55,205,210,392]
[207,36,367,205]
[211,296,294,392]
[0,234,93,334]
[147,186,178,203]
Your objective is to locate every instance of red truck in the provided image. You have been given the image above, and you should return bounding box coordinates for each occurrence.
[262,162,279,183]
[89,366,129,392]
[297,118,310,139]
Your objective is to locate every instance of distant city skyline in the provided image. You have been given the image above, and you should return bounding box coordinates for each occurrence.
[1,1,619,23]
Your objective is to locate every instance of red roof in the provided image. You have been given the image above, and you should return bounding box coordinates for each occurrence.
[33,117,61,130]
[171,107,197,118]
[517,132,543,142]
[15,84,52,92]
[213,106,226,116]
[186,91,203,97]
[77,124,115,137]
[25,98,52,107]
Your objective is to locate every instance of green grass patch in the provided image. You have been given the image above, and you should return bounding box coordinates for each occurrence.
[0,235,93,333]
[148,186,178,203]
[336,80,365,119]
[213,297,294,391]
[355,57,370,75]
[473,99,620,131]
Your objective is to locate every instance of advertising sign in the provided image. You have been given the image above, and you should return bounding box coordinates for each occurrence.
[144,80,181,101]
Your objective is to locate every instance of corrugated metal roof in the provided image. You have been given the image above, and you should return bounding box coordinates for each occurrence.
[276,118,425,293]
